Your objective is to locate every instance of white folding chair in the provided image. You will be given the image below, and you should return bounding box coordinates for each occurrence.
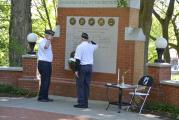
[127,75,153,114]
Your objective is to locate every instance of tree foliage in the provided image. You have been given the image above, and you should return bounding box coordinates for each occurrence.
[117,0,127,7]
[32,0,57,37]
[141,0,178,64]
[0,0,10,66]
[152,0,175,63]
[0,0,57,66]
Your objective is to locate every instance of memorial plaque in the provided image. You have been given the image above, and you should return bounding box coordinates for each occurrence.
[65,16,119,73]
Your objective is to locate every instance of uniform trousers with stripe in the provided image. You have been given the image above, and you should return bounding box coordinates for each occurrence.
[76,65,92,106]
[38,60,52,100]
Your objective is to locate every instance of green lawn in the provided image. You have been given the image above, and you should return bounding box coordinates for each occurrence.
[171,74,179,80]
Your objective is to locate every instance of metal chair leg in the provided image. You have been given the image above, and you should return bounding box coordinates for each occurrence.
[105,86,110,110]
[139,95,148,114]
[127,94,135,111]
[106,103,110,110]
[139,88,151,114]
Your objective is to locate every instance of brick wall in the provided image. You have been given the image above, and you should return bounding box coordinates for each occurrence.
[149,82,179,107]
[0,7,144,102]
[18,55,39,92]
[22,55,38,77]
[160,85,179,106]
[51,7,144,100]
[147,63,179,106]
[0,70,22,86]
[0,7,178,106]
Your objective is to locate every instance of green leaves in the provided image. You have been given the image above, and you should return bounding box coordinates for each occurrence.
[0,84,37,97]
[0,0,10,66]
[0,0,57,66]
[145,101,179,119]
[117,0,128,7]
[32,0,57,37]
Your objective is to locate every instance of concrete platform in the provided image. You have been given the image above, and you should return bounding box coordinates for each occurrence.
[0,96,164,120]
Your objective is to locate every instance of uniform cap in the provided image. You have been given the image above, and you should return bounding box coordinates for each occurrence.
[81,32,88,39]
[45,29,55,36]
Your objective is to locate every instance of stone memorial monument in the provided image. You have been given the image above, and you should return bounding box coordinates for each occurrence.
[50,0,145,100]
[1,0,178,106]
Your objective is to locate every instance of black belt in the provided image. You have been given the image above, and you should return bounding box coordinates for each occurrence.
[38,60,51,63]
[81,64,92,66]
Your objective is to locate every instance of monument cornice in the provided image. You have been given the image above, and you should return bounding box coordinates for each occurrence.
[58,0,140,9]
[58,0,118,8]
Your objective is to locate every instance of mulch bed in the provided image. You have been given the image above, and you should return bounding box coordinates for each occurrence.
[0,106,94,120]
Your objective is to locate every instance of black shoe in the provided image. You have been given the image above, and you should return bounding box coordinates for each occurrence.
[37,99,49,102]
[73,104,88,108]
[47,98,53,102]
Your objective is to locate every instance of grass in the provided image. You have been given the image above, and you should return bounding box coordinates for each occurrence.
[171,74,179,80]
[145,101,179,119]
[0,84,37,97]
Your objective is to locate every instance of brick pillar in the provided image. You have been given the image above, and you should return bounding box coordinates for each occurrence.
[147,63,171,102]
[22,54,37,76]
[18,54,39,92]
[147,63,171,84]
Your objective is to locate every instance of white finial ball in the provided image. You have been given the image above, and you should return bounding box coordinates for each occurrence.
[27,33,38,42]
[155,37,168,48]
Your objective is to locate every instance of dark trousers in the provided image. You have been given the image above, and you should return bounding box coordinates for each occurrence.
[38,60,52,99]
[76,65,92,106]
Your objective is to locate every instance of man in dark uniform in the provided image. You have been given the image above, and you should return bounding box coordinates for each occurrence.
[74,32,98,108]
[37,30,55,102]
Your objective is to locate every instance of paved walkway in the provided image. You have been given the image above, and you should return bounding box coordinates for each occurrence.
[0,106,93,120]
[0,96,164,120]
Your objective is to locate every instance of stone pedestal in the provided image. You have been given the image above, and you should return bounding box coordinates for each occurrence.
[147,63,171,84]
[147,63,171,102]
[18,54,39,92]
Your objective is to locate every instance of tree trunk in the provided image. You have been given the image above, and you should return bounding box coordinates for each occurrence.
[162,0,175,63]
[139,0,155,73]
[9,0,32,66]
[162,23,170,63]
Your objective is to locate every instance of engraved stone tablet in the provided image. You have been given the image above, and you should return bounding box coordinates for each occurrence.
[65,16,119,73]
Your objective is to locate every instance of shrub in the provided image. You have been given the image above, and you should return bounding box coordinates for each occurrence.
[0,84,37,97]
[145,101,179,119]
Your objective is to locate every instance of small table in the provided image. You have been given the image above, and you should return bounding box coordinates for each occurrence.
[105,83,137,113]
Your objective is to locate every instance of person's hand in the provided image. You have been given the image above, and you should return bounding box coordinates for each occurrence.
[75,71,79,78]
[91,40,96,45]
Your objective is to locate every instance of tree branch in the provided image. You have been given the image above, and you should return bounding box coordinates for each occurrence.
[33,0,46,22]
[168,43,177,49]
[171,13,179,46]
[149,35,156,41]
[176,0,179,4]
[52,0,57,20]
[153,9,163,23]
[165,0,175,23]
[41,0,52,30]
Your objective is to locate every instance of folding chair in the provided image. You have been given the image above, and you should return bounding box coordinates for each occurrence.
[127,75,153,114]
